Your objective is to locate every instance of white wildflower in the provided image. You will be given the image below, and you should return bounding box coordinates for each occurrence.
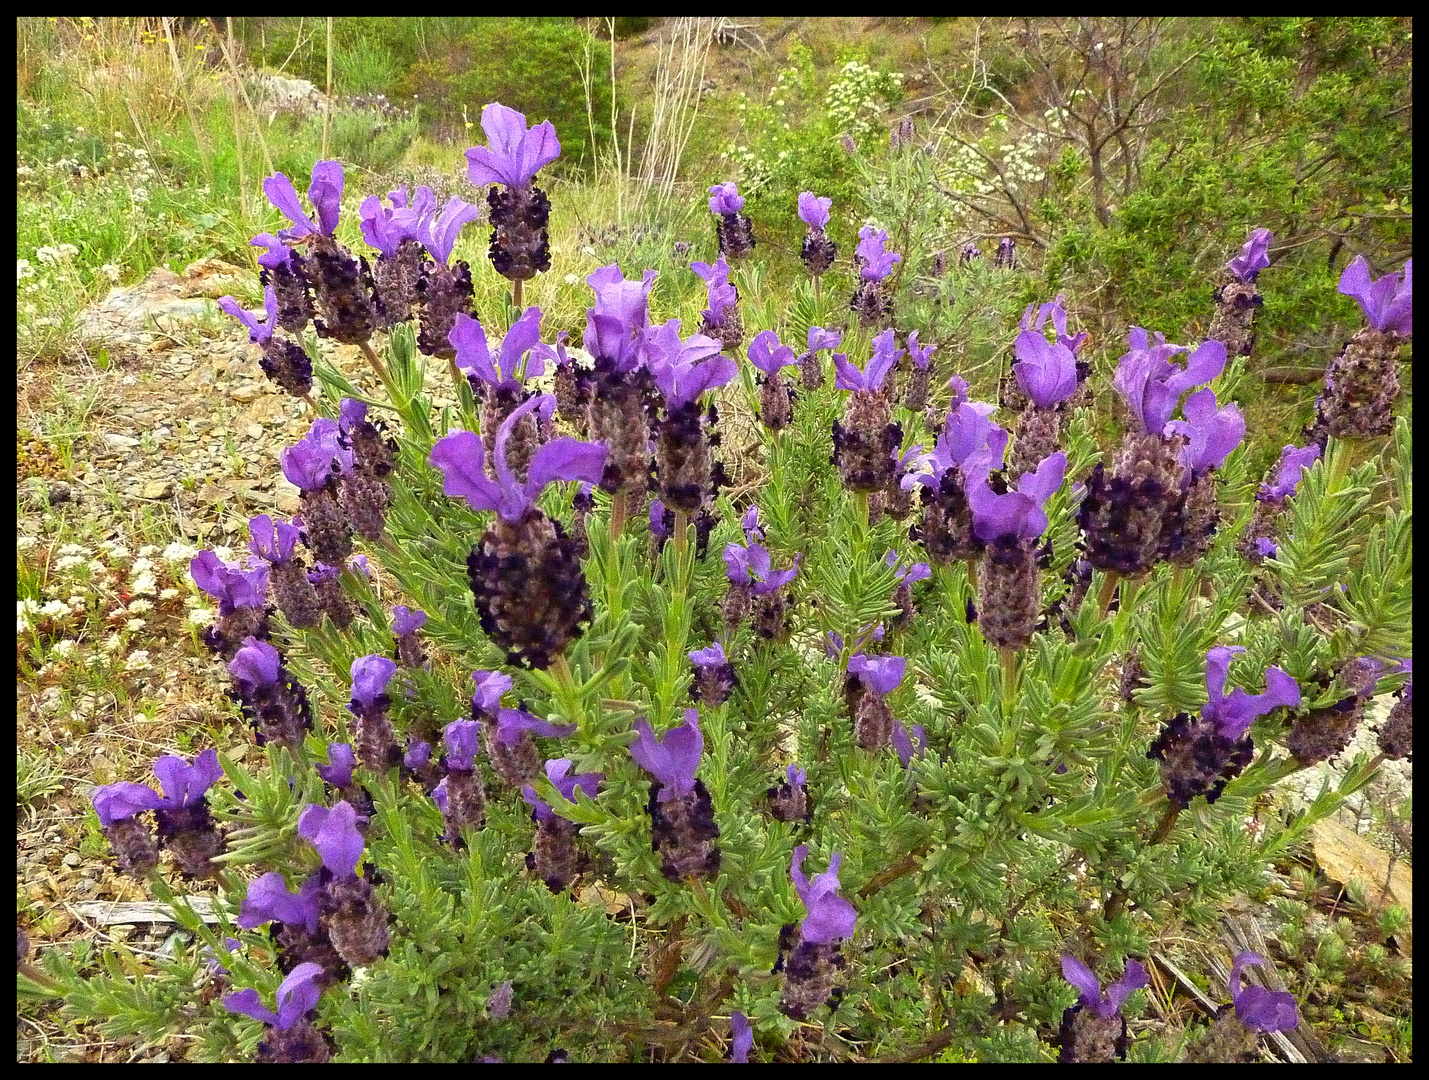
[130,557,156,575]
[17,259,35,280]
[130,571,158,596]
[59,544,89,557]
[52,639,78,659]
[98,263,121,282]
[187,607,214,626]
[103,633,123,653]
[127,599,154,613]
[39,599,73,619]
[125,618,147,632]
[54,555,86,572]
[158,588,180,601]
[163,541,199,564]
[123,650,151,672]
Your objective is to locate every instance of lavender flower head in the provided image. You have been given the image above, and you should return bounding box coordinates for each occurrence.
[1020,295,1088,356]
[1229,952,1299,1033]
[855,226,901,282]
[228,637,283,688]
[1061,955,1149,1020]
[905,331,935,370]
[464,103,561,189]
[429,393,607,522]
[790,845,857,945]
[690,641,728,671]
[646,319,735,408]
[237,872,321,934]
[1013,325,1078,410]
[350,655,397,711]
[1113,329,1228,434]
[281,418,354,492]
[968,451,1066,543]
[798,192,831,230]
[190,551,269,616]
[1338,256,1412,335]
[471,669,514,716]
[629,710,704,802]
[1260,444,1320,502]
[902,400,1005,491]
[297,801,367,878]
[1166,389,1245,478]
[248,514,301,566]
[692,256,739,326]
[891,721,927,767]
[708,182,745,216]
[359,186,428,257]
[493,707,576,746]
[521,758,603,820]
[415,196,481,267]
[847,653,905,697]
[444,719,482,771]
[833,329,904,392]
[1226,228,1273,283]
[451,308,546,391]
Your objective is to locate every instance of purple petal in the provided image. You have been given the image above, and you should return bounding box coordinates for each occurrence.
[273,962,327,1030]
[404,741,431,770]
[1255,537,1279,559]
[628,711,703,800]
[421,196,480,266]
[249,233,292,270]
[892,721,915,767]
[1215,667,1301,740]
[545,757,602,805]
[708,182,744,215]
[493,707,576,745]
[650,498,670,539]
[1226,227,1273,283]
[444,719,482,771]
[223,987,279,1027]
[863,329,904,390]
[432,777,449,815]
[747,330,796,375]
[466,103,560,187]
[350,655,397,709]
[1012,330,1077,409]
[1061,955,1103,1011]
[856,225,901,281]
[92,782,164,827]
[306,160,344,237]
[297,802,366,878]
[808,326,841,353]
[248,514,300,566]
[497,306,546,383]
[791,846,857,945]
[689,642,727,668]
[848,653,905,697]
[798,191,831,230]
[238,871,321,934]
[1262,444,1320,501]
[1167,389,1244,475]
[451,313,499,387]
[1106,959,1149,1013]
[471,670,513,714]
[723,542,752,584]
[524,436,608,506]
[316,743,355,788]
[391,605,427,638]
[1229,951,1299,1033]
[228,638,282,688]
[1203,645,1246,708]
[906,330,936,369]
[730,1010,754,1062]
[832,353,867,391]
[217,295,271,345]
[152,749,222,808]
[262,172,317,239]
[429,429,501,514]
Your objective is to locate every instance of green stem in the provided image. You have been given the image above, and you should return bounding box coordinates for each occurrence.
[359,340,400,405]
[674,510,688,560]
[1001,646,1019,716]
[1097,572,1121,616]
[512,278,524,311]
[965,557,979,595]
[18,961,63,995]
[853,490,869,532]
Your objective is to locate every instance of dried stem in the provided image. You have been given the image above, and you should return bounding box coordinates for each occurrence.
[1097,571,1121,615]
[610,492,628,540]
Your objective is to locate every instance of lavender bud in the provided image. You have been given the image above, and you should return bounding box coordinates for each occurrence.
[259,337,314,398]
[977,537,1041,650]
[777,929,847,1020]
[1208,278,1263,360]
[416,260,477,360]
[801,229,837,277]
[271,560,323,630]
[647,780,722,882]
[1147,713,1254,809]
[1315,327,1403,439]
[487,183,552,282]
[371,238,429,329]
[527,814,584,892]
[757,373,793,432]
[309,236,377,345]
[103,816,160,878]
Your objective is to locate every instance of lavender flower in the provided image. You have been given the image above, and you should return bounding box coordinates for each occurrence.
[432,394,606,668]
[1315,256,1412,438]
[521,759,602,892]
[236,873,345,986]
[723,539,800,638]
[960,242,981,263]
[887,551,931,628]
[217,288,313,397]
[689,641,738,706]
[1209,228,1274,359]
[298,800,390,969]
[891,721,927,768]
[471,669,513,718]
[692,255,743,350]
[901,330,935,413]
[847,652,905,751]
[467,103,560,284]
[148,749,225,879]
[779,845,855,1019]
[91,781,162,878]
[904,399,1004,565]
[1113,329,1228,435]
[359,187,432,327]
[995,236,1017,269]
[1160,389,1245,565]
[850,226,900,327]
[228,637,313,752]
[453,308,549,480]
[767,763,811,823]
[1287,656,1385,766]
[1012,323,1078,411]
[487,707,576,787]
[747,329,798,431]
[224,962,331,1063]
[1226,228,1273,283]
[798,191,837,276]
[1378,659,1412,760]
[248,514,321,629]
[832,330,905,493]
[709,181,756,260]
[647,319,735,511]
[316,743,356,790]
[281,418,355,566]
[1057,955,1148,1063]
[251,231,315,334]
[440,719,486,841]
[797,325,840,390]
[631,710,721,881]
[391,605,427,667]
[487,981,514,1021]
[348,654,401,773]
[1229,951,1299,1032]
[1149,646,1300,808]
[190,550,270,658]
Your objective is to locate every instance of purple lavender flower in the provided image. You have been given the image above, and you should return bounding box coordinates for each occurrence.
[190,551,269,617]
[1167,389,1245,478]
[224,962,331,1063]
[1148,646,1300,808]
[891,721,927,767]
[689,640,738,706]
[833,329,903,392]
[1113,329,1228,435]
[264,162,343,242]
[1226,228,1273,284]
[797,192,831,231]
[1260,444,1320,502]
[778,845,856,1019]
[451,308,546,392]
[471,669,513,717]
[149,749,224,878]
[748,329,798,431]
[391,605,427,667]
[960,242,981,263]
[465,103,561,188]
[1254,538,1279,559]
[848,653,905,697]
[444,719,483,772]
[520,758,601,892]
[228,637,313,751]
[297,801,367,878]
[767,763,811,823]
[521,757,603,821]
[729,1011,754,1063]
[247,514,321,629]
[416,196,481,267]
[430,394,605,523]
[348,655,401,773]
[995,236,1017,269]
[692,255,740,334]
[1020,295,1088,356]
[722,540,801,595]
[708,182,745,216]
[741,505,763,542]
[647,319,734,409]
[629,711,704,802]
[855,227,901,282]
[350,655,397,711]
[282,419,355,492]
[488,707,577,787]
[904,401,1004,492]
[967,451,1066,543]
[248,514,301,565]
[91,781,163,877]
[1378,659,1412,760]
[649,498,671,542]
[238,872,322,936]
[1012,326,1078,410]
[316,744,355,789]
[747,330,797,377]
[218,288,276,346]
[586,263,657,347]
[633,710,722,880]
[1057,955,1148,1062]
[213,287,314,395]
[1229,951,1299,1033]
[359,187,426,257]
[797,325,840,390]
[1338,256,1412,335]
